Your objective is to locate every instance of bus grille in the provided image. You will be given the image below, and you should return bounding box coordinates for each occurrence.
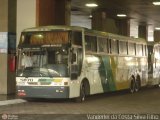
[39,82,51,85]
[27,82,38,85]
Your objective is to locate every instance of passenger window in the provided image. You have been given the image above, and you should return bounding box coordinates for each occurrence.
[136,44,143,56]
[85,35,97,52]
[154,46,160,60]
[72,31,82,46]
[143,45,147,56]
[119,41,127,55]
[128,42,136,56]
[98,37,109,53]
[111,39,118,54]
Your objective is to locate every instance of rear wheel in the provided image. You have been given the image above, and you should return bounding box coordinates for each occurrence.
[135,80,140,92]
[130,77,135,93]
[135,76,141,92]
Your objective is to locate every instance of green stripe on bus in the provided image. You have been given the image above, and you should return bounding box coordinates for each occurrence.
[99,56,117,92]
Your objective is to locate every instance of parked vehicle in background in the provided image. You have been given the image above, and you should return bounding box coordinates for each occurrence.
[148,42,160,87]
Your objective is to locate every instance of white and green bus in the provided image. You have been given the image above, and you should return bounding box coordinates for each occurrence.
[16,26,149,102]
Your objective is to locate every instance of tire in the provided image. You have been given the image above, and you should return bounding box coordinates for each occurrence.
[135,80,140,92]
[75,82,86,102]
[135,75,141,92]
[130,77,135,93]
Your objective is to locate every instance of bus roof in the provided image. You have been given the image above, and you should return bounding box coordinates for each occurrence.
[22,25,84,32]
[22,25,147,43]
[84,29,146,43]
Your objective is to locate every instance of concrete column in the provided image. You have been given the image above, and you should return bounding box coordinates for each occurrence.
[138,25,147,40]
[115,19,130,36]
[17,0,71,44]
[36,0,71,26]
[17,0,36,44]
[92,11,106,31]
[128,20,138,38]
[92,10,119,33]
[0,0,16,94]
[92,10,130,35]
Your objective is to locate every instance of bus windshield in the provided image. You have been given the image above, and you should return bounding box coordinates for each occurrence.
[19,31,69,47]
[17,47,69,77]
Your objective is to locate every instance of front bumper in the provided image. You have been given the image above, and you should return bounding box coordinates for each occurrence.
[17,86,69,98]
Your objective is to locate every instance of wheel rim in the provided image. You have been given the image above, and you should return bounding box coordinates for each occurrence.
[130,79,135,93]
[135,81,139,92]
[80,84,85,101]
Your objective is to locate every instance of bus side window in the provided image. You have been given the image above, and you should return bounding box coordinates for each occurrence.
[85,35,97,52]
[72,31,82,46]
[143,45,147,56]
[154,45,160,60]
[111,39,118,54]
[128,42,136,56]
[98,37,108,53]
[136,44,143,56]
[119,41,127,55]
[108,39,111,54]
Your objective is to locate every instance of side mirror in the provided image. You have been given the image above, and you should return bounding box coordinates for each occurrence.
[71,53,76,64]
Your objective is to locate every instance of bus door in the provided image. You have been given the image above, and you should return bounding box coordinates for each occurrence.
[71,47,83,80]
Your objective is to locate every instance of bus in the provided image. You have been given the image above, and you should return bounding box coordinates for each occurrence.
[16,26,149,102]
[148,42,160,86]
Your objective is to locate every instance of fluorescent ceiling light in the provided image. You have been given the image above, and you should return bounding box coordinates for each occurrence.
[155,27,160,30]
[117,14,127,17]
[153,2,160,5]
[85,3,98,7]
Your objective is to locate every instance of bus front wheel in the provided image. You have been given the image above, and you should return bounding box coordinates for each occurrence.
[75,82,86,102]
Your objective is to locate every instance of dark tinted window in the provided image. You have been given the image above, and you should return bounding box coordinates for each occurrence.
[143,45,147,56]
[136,44,143,56]
[119,41,127,55]
[128,42,135,56]
[72,31,82,46]
[111,39,118,54]
[85,35,97,52]
[98,37,109,53]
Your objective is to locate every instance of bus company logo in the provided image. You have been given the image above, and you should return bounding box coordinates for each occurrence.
[2,114,8,120]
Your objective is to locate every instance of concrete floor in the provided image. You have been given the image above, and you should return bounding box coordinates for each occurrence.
[0,87,159,120]
[0,94,17,101]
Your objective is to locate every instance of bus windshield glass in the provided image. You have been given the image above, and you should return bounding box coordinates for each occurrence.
[19,31,69,47]
[17,47,69,77]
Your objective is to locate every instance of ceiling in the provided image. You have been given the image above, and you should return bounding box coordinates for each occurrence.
[71,0,160,28]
